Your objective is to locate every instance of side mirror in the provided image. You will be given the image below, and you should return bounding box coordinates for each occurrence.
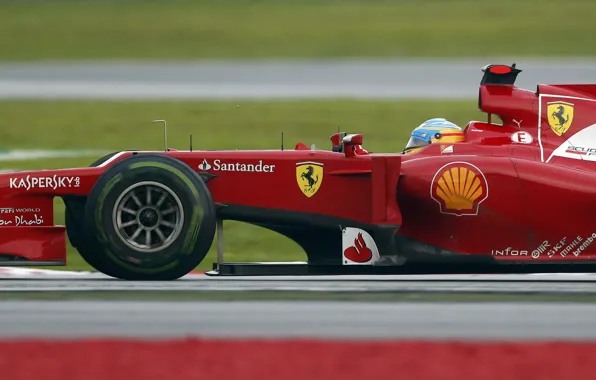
[330,132,347,152]
[343,134,368,157]
[343,134,363,145]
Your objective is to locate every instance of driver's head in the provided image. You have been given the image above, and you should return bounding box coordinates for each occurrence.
[403,118,465,155]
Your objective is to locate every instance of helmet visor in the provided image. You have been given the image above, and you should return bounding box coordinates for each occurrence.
[404,136,429,152]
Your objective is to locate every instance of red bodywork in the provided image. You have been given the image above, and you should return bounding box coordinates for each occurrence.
[2,64,596,267]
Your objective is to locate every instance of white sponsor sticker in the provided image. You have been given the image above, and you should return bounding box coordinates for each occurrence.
[441,145,454,154]
[9,175,80,191]
[529,235,596,258]
[546,237,567,258]
[560,236,583,257]
[564,146,596,157]
[198,159,275,173]
[491,248,530,257]
[510,131,534,144]
[532,240,551,258]
[0,208,41,214]
[565,233,596,257]
[0,214,44,226]
[342,227,380,265]
[548,123,596,162]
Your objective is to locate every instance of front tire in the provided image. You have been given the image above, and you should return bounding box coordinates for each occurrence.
[83,153,217,280]
[65,152,122,276]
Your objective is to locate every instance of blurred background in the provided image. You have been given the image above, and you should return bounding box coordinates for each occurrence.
[1,0,595,270]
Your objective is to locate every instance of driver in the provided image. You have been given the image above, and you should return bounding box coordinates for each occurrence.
[402,118,466,154]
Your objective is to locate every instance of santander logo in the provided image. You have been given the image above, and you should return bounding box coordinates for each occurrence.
[341,227,380,265]
[197,158,275,173]
[343,232,373,263]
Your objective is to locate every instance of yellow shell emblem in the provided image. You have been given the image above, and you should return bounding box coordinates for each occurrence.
[430,162,488,216]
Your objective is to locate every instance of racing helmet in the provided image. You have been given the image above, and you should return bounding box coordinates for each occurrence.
[403,118,465,154]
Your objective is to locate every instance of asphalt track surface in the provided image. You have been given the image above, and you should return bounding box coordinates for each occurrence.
[2,271,596,339]
[2,58,596,99]
[3,271,596,293]
[1,299,596,339]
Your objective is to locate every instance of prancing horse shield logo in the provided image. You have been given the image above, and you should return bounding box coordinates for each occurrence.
[547,101,574,136]
[296,161,323,198]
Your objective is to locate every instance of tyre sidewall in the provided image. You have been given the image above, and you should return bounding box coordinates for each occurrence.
[64,152,123,275]
[84,154,216,279]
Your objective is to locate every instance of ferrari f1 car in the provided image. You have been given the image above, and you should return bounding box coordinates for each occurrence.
[1,63,596,280]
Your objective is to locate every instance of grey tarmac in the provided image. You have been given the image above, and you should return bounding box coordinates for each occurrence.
[3,272,596,293]
[1,58,596,99]
[0,300,595,339]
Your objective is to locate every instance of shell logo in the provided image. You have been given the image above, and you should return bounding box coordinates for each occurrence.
[430,162,488,216]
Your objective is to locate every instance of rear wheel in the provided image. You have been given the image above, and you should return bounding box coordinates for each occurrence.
[83,153,216,280]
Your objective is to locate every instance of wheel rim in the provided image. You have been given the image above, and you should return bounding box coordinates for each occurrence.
[112,181,185,253]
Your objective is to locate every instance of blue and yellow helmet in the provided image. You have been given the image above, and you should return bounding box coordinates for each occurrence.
[403,118,465,154]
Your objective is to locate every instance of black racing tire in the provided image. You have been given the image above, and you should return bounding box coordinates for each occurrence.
[83,153,216,280]
[65,152,121,275]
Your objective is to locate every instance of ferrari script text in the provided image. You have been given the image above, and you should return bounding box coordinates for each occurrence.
[565,146,596,156]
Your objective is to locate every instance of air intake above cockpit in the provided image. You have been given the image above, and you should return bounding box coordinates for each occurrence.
[480,63,522,86]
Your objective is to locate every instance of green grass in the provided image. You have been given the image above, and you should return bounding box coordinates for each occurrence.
[0,99,480,271]
[1,0,595,60]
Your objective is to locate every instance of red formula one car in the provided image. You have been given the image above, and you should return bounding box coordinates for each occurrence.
[1,63,596,280]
